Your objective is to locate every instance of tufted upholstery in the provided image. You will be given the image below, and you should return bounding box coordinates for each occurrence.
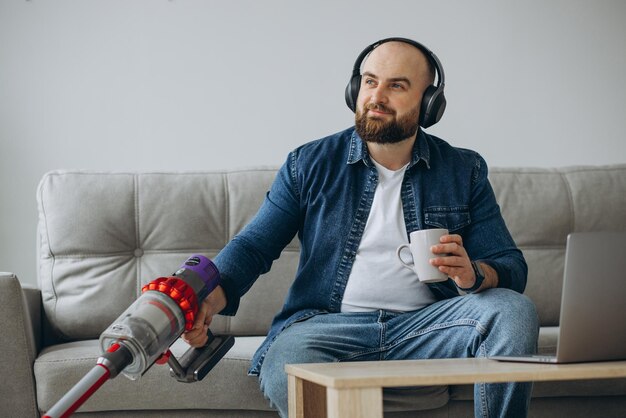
[37,170,299,344]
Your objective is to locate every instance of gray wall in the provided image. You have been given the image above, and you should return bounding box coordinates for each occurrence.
[2,0,625,287]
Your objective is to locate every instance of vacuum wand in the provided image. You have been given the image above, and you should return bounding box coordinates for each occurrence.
[43,255,234,418]
[43,342,133,418]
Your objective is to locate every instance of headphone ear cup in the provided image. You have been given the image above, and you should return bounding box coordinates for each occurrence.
[345,75,361,112]
[419,85,447,128]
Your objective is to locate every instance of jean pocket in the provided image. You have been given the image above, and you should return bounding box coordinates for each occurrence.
[424,206,471,232]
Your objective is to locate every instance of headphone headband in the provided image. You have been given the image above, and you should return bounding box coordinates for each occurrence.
[350,37,445,87]
[345,37,447,128]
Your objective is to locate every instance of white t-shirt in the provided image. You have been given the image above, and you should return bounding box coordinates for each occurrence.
[341,159,437,312]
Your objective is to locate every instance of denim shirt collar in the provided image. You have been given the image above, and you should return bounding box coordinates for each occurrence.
[347,128,431,169]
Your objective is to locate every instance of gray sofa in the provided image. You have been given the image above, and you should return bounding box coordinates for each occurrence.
[2,165,626,418]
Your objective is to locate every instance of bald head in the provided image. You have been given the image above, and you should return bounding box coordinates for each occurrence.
[362,41,435,93]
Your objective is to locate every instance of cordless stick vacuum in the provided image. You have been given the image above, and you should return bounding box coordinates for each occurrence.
[43,255,235,418]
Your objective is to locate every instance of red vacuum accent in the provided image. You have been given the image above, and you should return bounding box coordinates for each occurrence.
[142,276,199,331]
[62,365,111,418]
[42,364,111,418]
[107,343,121,353]
[155,349,172,365]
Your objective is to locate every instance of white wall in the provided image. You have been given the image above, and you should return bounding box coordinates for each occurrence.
[2,0,625,287]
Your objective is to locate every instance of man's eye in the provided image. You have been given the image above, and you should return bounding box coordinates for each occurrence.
[364,79,376,86]
[391,83,404,89]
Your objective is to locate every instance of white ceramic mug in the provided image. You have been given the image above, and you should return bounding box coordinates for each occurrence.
[396,228,449,283]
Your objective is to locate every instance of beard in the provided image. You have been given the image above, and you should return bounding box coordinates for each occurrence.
[355,102,421,144]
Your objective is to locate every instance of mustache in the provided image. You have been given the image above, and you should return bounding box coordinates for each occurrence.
[365,102,395,114]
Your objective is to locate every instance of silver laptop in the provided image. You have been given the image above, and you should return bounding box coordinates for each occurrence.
[491,231,626,364]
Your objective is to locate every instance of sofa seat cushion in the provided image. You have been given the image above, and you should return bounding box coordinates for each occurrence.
[537,326,558,355]
[34,337,272,414]
[35,336,451,414]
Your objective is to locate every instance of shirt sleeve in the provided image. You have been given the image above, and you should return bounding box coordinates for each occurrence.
[214,152,301,315]
[464,154,528,293]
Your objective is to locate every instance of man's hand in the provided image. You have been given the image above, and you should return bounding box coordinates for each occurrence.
[428,234,498,292]
[182,285,228,347]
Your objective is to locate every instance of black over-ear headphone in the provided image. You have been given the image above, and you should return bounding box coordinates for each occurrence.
[345,37,446,129]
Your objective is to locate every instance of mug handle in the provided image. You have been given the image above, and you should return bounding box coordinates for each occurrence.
[396,244,414,270]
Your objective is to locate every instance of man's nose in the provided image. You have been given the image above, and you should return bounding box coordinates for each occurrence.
[369,85,388,104]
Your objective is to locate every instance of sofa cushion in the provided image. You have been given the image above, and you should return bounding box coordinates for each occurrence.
[37,170,298,342]
[489,165,626,325]
[489,169,572,248]
[34,336,450,415]
[35,337,272,414]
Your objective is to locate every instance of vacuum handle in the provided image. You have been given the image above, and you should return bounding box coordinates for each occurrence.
[168,330,235,383]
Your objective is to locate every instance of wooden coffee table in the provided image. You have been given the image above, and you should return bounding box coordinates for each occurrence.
[286,358,626,418]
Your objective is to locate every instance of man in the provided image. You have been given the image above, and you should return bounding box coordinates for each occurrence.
[184,38,539,418]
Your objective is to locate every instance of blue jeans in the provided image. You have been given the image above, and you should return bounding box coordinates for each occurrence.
[258,288,539,418]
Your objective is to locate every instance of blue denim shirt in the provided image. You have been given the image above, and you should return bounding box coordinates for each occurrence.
[214,126,527,375]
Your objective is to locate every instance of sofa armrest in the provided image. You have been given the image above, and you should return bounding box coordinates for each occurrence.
[0,273,40,417]
[22,285,42,354]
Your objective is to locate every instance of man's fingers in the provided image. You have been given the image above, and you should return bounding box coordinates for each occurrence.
[192,299,214,330]
[430,255,466,267]
[439,234,463,246]
[431,242,466,257]
[182,324,209,347]
[183,288,226,348]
